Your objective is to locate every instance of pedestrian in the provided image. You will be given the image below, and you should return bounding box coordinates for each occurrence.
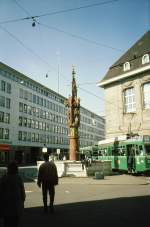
[80,153,85,170]
[0,161,26,227]
[37,153,58,214]
[127,149,134,173]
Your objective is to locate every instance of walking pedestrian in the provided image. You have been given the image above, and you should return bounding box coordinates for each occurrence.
[127,149,135,173]
[0,161,26,227]
[37,153,58,214]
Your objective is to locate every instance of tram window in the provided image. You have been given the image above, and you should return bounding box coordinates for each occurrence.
[112,149,118,155]
[122,149,126,155]
[98,150,102,156]
[145,145,150,155]
[104,149,107,156]
[118,148,125,156]
[135,145,139,154]
[139,145,144,155]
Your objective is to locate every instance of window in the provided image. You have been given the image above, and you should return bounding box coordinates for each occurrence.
[19,116,23,126]
[4,113,10,124]
[35,133,39,142]
[27,106,32,115]
[142,54,149,65]
[6,98,10,109]
[27,119,31,128]
[22,131,27,141]
[18,131,22,141]
[1,81,6,91]
[19,102,23,112]
[124,87,136,113]
[0,112,4,122]
[24,104,27,113]
[27,132,31,142]
[24,90,28,100]
[123,62,130,71]
[143,83,150,109]
[19,89,23,98]
[23,118,27,127]
[0,128,3,139]
[7,83,11,94]
[4,128,9,139]
[33,94,36,103]
[0,96,5,107]
[32,133,35,142]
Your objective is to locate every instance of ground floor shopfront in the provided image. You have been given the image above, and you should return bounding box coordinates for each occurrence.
[0,144,68,166]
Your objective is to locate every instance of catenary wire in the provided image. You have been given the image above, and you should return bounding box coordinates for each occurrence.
[0,0,120,25]
[38,22,123,52]
[0,24,123,111]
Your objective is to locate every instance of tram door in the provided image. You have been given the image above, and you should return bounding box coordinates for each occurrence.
[126,145,135,172]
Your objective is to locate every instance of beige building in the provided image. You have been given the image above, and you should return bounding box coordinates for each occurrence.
[98,31,150,139]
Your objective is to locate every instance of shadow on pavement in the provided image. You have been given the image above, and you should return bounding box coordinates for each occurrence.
[20,195,149,227]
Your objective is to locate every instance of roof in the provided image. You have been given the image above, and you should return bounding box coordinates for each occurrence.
[98,30,150,87]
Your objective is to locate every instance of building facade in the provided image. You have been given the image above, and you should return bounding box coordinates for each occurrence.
[0,62,105,165]
[98,31,150,139]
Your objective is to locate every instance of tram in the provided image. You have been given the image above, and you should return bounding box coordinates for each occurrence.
[79,135,150,173]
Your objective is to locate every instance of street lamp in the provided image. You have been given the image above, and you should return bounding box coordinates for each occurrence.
[42,144,47,153]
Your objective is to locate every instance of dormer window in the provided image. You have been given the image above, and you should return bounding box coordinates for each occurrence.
[123,62,130,71]
[142,54,149,64]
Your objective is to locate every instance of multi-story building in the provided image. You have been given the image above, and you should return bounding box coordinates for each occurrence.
[0,62,105,165]
[98,30,150,139]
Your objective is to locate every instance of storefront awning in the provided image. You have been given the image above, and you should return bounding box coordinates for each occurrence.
[0,144,11,152]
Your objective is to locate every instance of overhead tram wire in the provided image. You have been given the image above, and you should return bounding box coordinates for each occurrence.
[0,25,69,83]
[13,0,31,16]
[1,22,119,111]
[1,0,122,109]
[13,0,38,26]
[38,22,123,52]
[2,0,123,52]
[0,25,122,108]
[77,82,127,111]
[0,0,120,25]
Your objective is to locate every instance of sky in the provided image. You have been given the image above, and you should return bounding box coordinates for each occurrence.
[0,0,149,116]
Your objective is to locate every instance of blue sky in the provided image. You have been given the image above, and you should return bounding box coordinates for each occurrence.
[0,0,149,115]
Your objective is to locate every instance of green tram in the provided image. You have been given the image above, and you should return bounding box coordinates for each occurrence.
[79,135,150,173]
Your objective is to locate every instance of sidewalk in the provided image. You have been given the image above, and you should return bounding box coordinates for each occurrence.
[59,174,149,185]
[0,174,149,227]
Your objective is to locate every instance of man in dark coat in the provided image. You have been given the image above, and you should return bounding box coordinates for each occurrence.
[37,153,58,213]
[0,161,26,227]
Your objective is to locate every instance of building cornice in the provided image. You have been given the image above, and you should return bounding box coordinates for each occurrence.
[97,64,150,87]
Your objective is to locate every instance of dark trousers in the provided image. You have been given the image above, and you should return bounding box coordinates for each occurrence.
[42,182,55,208]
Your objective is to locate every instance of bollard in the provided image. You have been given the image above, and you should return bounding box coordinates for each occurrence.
[94,171,104,179]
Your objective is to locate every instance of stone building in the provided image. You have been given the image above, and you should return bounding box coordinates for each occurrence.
[98,31,150,139]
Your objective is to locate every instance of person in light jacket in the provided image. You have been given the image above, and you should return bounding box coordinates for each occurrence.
[0,161,26,227]
[37,153,58,214]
